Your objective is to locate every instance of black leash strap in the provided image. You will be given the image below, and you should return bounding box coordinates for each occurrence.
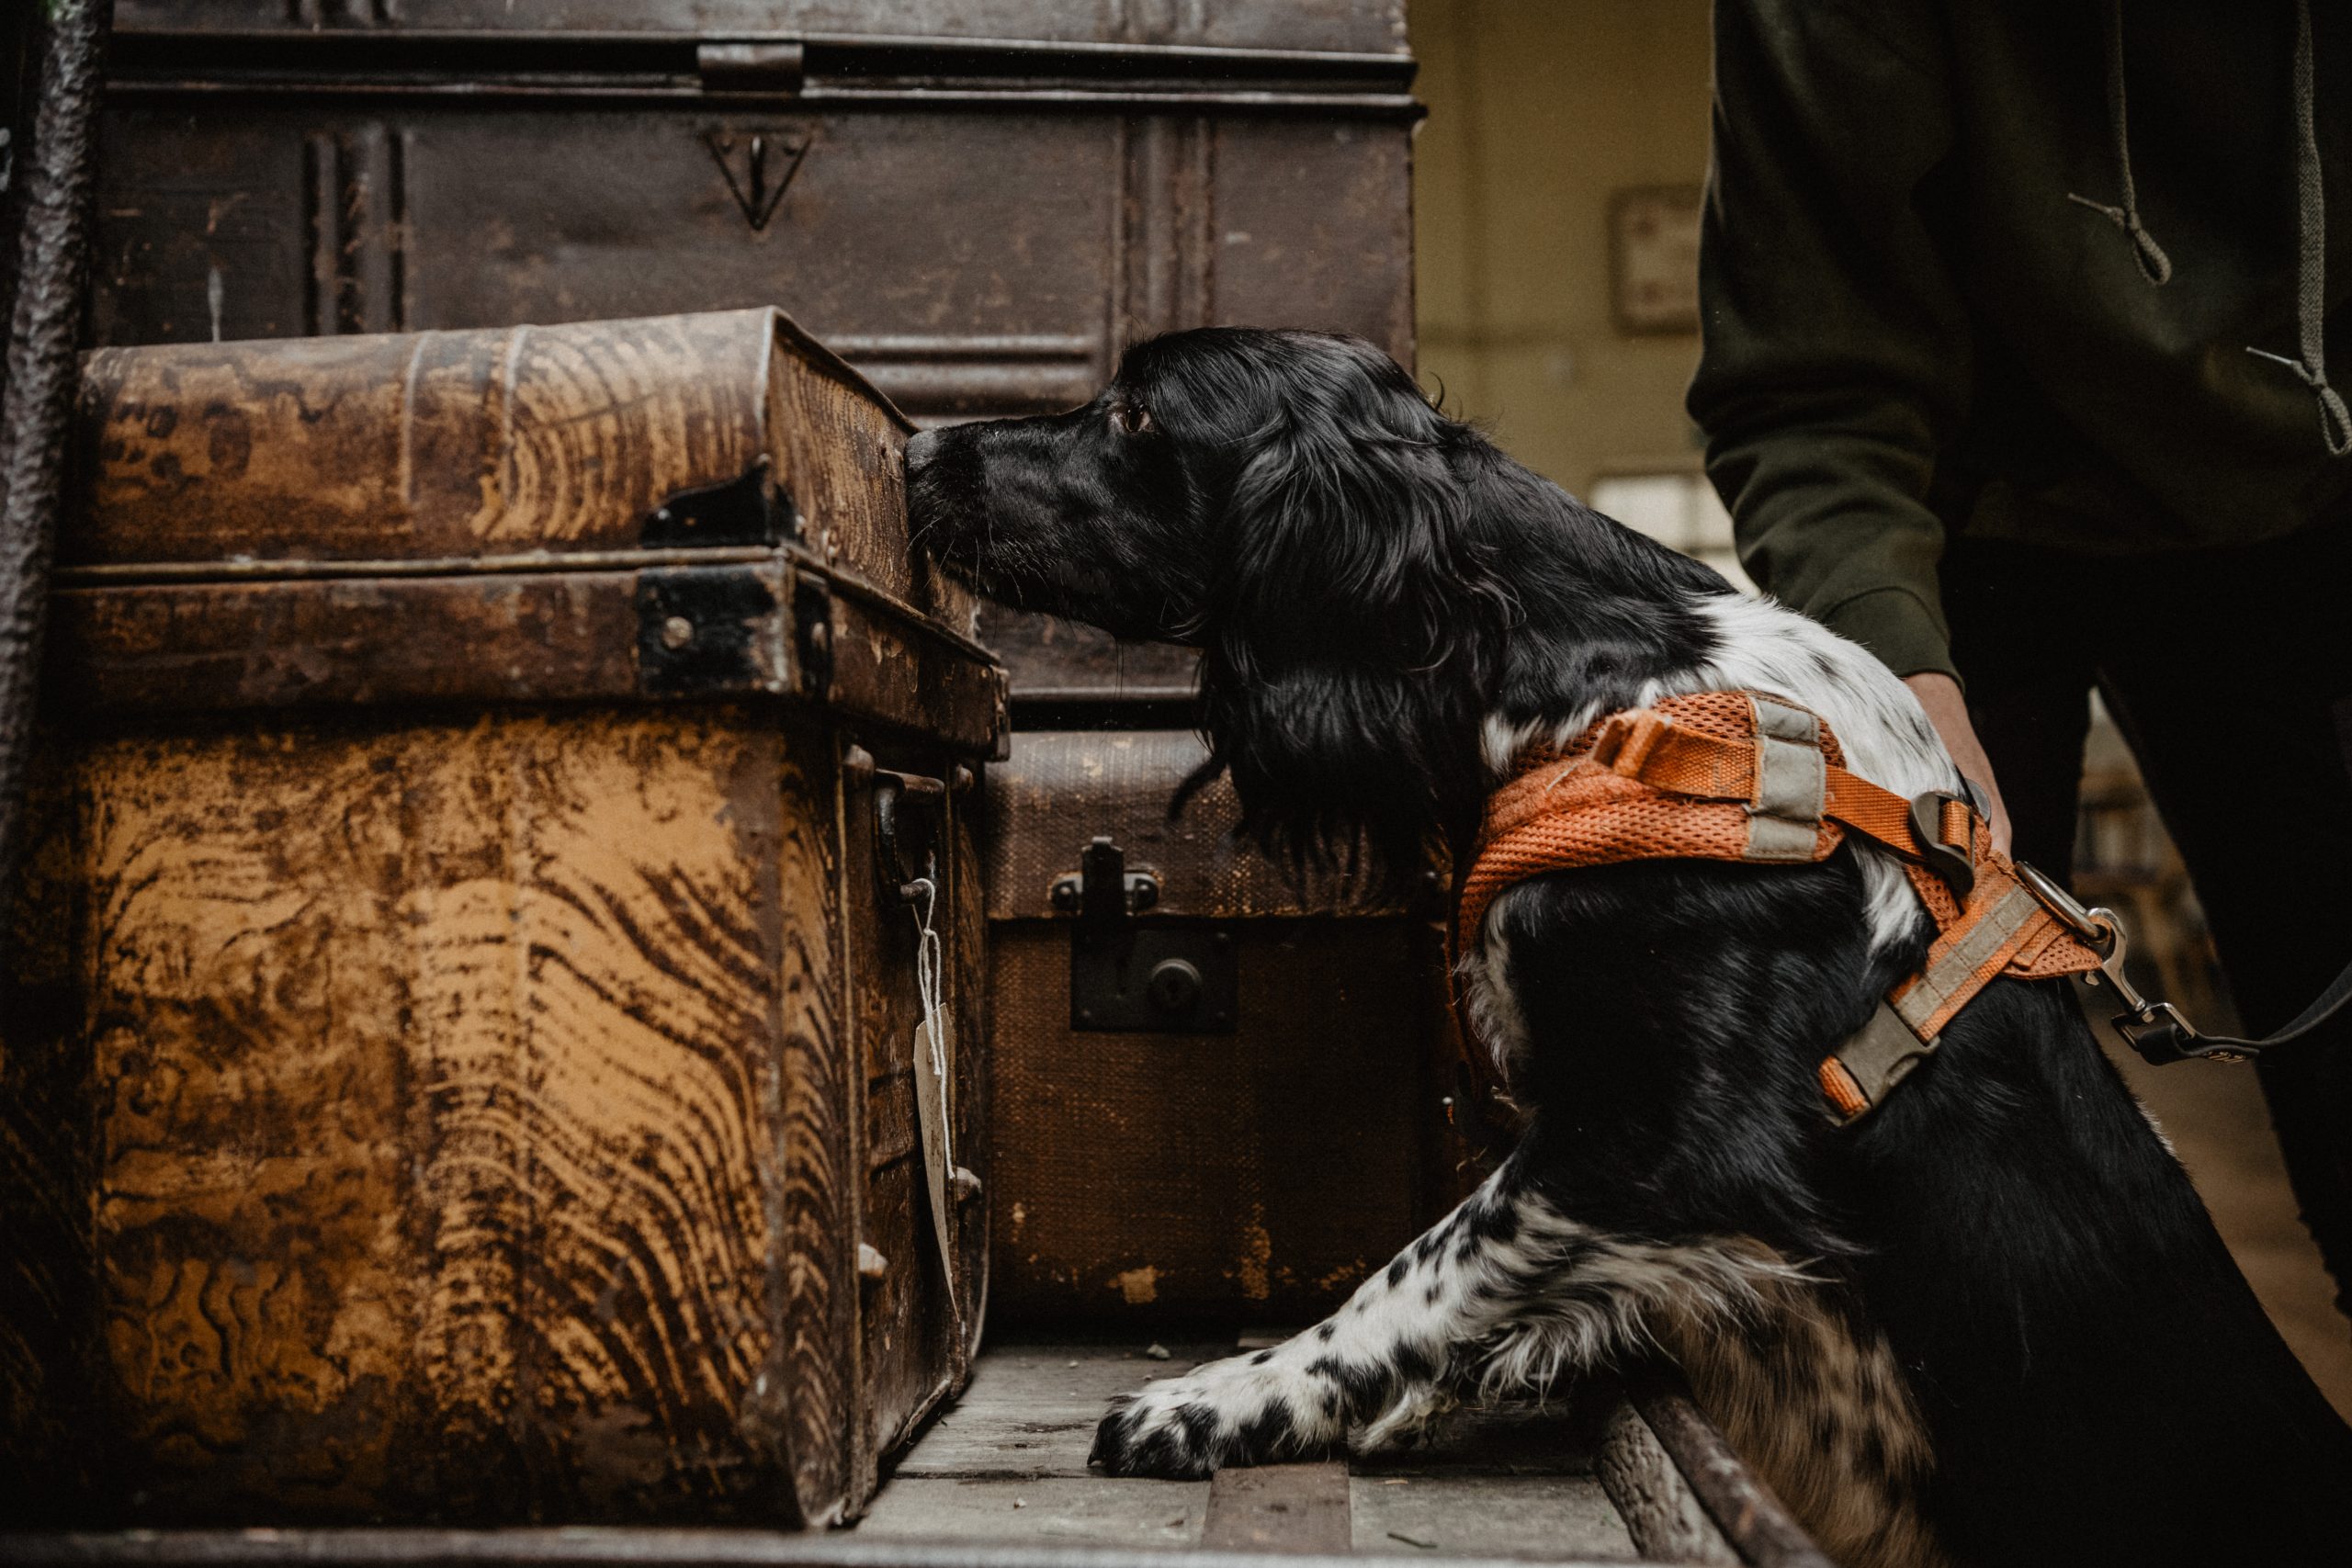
[2092,955,2352,1066]
[2018,861,2352,1066]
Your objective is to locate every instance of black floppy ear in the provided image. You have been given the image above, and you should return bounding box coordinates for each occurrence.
[1218,378,1490,669]
[1193,355,1510,889]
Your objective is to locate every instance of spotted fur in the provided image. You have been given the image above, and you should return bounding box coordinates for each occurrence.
[1092,1161,1804,1472]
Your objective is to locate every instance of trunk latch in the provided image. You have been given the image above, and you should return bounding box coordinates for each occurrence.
[1052,836,1159,926]
[1051,838,1237,1034]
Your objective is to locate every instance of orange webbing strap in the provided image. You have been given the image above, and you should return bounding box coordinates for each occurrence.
[1458,693,1883,955]
[1816,853,2106,1125]
[1566,704,1959,868]
[1825,769,1931,859]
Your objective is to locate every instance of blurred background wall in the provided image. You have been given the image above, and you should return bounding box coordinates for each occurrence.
[1404,0,2352,1418]
[1412,0,1741,581]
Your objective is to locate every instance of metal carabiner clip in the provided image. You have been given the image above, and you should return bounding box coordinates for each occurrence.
[2012,863,2232,1065]
[2012,861,2104,943]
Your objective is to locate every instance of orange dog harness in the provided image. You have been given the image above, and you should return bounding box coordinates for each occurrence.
[1454,690,2108,1124]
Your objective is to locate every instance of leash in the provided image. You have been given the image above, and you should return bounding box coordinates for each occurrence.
[2014,861,2352,1067]
[1450,691,2345,1131]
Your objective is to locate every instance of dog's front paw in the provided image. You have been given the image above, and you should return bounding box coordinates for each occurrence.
[1089,1353,1329,1478]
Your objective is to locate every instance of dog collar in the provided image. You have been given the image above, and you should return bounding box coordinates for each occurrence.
[1451,690,2106,1126]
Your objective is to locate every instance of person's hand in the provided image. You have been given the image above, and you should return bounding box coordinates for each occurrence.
[1903,671,2013,856]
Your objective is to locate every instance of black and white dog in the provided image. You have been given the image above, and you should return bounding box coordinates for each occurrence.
[905,329,2352,1567]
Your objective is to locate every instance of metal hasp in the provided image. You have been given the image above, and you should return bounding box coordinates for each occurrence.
[640,456,796,548]
[847,744,948,906]
[1053,835,1238,1033]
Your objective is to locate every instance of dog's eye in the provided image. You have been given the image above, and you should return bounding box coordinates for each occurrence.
[1110,402,1154,435]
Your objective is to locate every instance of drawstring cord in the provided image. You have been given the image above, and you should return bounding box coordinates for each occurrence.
[2068,0,2174,286]
[2077,0,2347,455]
[2247,0,2352,457]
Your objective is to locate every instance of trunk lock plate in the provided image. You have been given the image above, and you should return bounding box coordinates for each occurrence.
[1052,836,1238,1033]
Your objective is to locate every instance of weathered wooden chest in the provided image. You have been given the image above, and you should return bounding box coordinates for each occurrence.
[0,308,1005,1528]
[59,0,1445,1398]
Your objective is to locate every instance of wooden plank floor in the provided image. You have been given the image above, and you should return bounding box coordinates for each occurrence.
[857,1340,1642,1559]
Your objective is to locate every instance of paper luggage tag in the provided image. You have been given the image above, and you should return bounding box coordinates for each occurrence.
[911,1009,956,1312]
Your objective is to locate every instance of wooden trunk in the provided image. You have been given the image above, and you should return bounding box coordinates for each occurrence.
[0,309,1005,1529]
[982,732,1475,1327]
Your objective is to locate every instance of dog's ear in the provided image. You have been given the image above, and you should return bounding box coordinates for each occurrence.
[1190,653,1493,897]
[1194,353,1512,891]
[1216,367,1494,669]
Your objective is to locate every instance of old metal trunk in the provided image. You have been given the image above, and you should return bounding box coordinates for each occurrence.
[81,0,1416,711]
[0,308,1003,1529]
[982,732,1476,1326]
[85,2,1415,423]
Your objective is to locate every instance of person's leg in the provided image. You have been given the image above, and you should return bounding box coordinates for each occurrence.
[2096,522,2352,1315]
[1940,537,2098,875]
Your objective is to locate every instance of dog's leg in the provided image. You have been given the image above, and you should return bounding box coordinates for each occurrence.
[1090,1145,1797,1478]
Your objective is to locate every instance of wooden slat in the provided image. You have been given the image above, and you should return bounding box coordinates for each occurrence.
[1349,1473,1636,1560]
[0,1531,1648,1568]
[888,1342,1229,1483]
[1627,1377,1837,1568]
[860,1479,1207,1549]
[1594,1401,1737,1567]
[1200,1463,1351,1555]
[774,713,856,1520]
[865,1342,1218,1547]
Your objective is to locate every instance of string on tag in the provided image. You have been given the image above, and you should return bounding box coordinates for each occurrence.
[906,871,952,1167]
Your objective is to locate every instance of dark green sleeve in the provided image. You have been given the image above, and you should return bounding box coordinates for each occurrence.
[1687,0,1970,681]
